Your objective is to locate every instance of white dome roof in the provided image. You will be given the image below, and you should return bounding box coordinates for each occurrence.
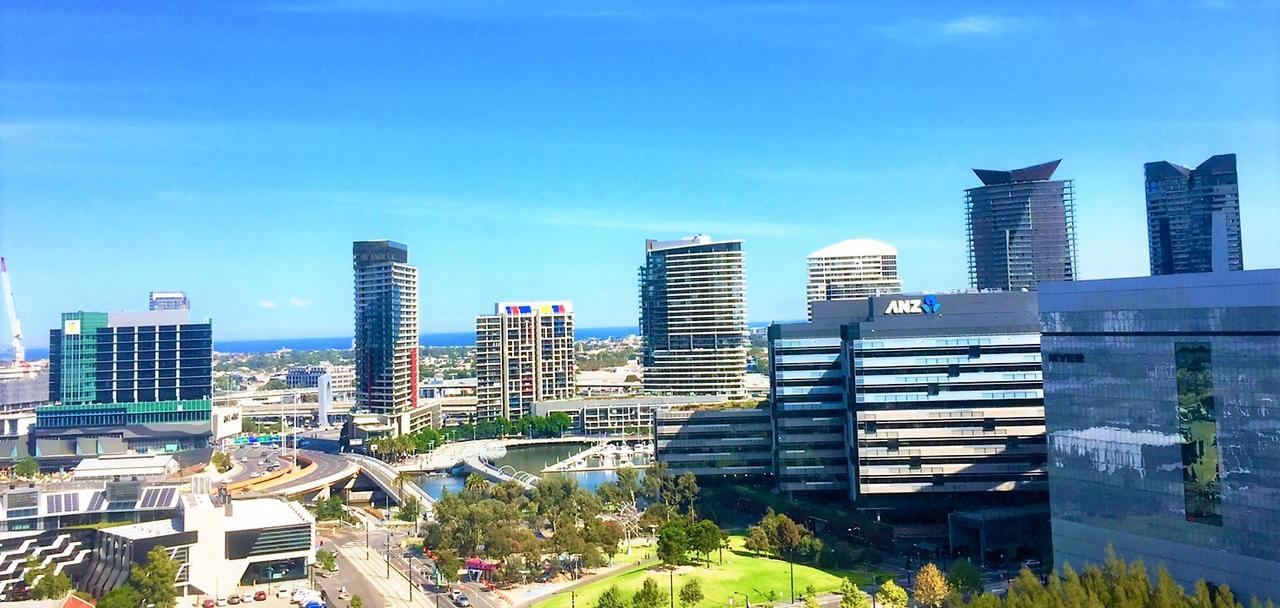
[807,238,898,259]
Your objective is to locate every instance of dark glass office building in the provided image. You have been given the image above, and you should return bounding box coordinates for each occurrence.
[1040,270,1280,602]
[352,240,420,434]
[1145,154,1243,275]
[966,160,1077,291]
[38,309,214,455]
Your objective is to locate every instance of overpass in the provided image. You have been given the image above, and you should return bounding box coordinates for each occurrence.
[342,453,436,518]
[232,450,435,519]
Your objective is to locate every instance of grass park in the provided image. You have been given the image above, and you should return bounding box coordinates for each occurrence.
[532,535,880,608]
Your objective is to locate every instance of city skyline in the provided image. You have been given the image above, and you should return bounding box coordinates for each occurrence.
[2,2,1279,345]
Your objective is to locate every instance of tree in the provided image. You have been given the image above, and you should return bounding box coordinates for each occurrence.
[598,586,628,608]
[398,496,422,522]
[657,520,689,566]
[98,585,143,608]
[24,558,71,600]
[351,595,364,608]
[14,456,38,478]
[839,578,869,608]
[875,579,907,608]
[947,559,982,598]
[744,526,771,556]
[633,578,666,608]
[133,545,180,608]
[804,594,821,608]
[315,495,347,521]
[261,378,287,390]
[679,578,704,608]
[316,549,337,573]
[435,549,462,582]
[912,563,950,608]
[774,515,803,602]
[210,451,231,473]
[689,520,721,565]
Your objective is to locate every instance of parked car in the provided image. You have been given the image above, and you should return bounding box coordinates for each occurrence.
[228,595,241,605]
[276,588,291,599]
[216,597,228,607]
[203,599,216,608]
[255,591,267,602]
[241,592,255,603]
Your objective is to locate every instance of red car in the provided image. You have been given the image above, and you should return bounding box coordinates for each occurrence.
[254,591,267,602]
[203,600,216,608]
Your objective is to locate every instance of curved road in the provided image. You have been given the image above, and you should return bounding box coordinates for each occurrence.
[261,449,359,495]
[224,445,287,485]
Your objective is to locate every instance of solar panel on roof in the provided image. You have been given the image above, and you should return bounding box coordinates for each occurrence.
[88,492,107,511]
[139,489,160,509]
[157,488,175,506]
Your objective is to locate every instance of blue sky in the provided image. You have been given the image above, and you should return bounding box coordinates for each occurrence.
[1,1,1277,346]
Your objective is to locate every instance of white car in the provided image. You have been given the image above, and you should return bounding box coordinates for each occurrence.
[241,593,255,603]
[249,472,262,478]
[276,589,291,599]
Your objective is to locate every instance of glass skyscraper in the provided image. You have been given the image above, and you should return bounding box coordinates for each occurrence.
[1144,153,1243,275]
[352,240,420,434]
[966,160,1077,291]
[639,235,747,396]
[1039,270,1280,602]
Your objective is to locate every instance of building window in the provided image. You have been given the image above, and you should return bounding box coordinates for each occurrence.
[1175,342,1222,526]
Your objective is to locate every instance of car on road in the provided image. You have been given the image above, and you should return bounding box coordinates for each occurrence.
[337,590,351,601]
[276,588,291,599]
[455,594,471,607]
[249,471,261,478]
[449,589,461,601]
[254,591,267,602]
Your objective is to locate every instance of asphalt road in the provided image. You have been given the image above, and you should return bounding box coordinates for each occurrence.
[266,449,357,494]
[225,445,287,484]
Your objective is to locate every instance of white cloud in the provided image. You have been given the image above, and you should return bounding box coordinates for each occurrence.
[289,297,311,308]
[259,299,278,310]
[941,15,1006,36]
[876,14,1042,42]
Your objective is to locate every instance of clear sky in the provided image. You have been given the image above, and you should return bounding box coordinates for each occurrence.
[1,1,1277,347]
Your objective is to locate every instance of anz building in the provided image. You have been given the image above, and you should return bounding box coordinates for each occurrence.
[1039,269,1280,602]
[770,291,1048,519]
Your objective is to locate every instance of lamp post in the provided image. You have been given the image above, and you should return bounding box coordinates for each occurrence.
[669,570,675,608]
[732,591,750,608]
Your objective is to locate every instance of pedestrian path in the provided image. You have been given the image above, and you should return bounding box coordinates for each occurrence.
[334,541,437,608]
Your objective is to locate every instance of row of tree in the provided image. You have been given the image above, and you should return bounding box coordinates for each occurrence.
[595,578,705,608]
[97,546,181,608]
[656,518,727,566]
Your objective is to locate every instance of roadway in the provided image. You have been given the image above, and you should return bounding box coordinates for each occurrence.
[262,449,360,495]
[224,445,288,485]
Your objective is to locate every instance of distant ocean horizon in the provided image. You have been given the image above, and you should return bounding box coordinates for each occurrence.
[6,322,779,360]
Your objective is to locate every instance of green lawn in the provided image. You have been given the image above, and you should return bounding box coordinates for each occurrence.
[533,536,872,608]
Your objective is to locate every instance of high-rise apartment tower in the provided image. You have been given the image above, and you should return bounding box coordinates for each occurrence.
[966,160,1077,291]
[805,239,901,320]
[1145,153,1243,275]
[639,235,747,396]
[352,240,419,433]
[476,301,576,421]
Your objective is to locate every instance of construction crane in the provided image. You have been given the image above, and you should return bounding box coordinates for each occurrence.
[0,257,24,364]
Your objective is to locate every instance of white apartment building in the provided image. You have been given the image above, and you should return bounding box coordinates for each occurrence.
[805,239,901,320]
[639,235,748,397]
[475,301,575,421]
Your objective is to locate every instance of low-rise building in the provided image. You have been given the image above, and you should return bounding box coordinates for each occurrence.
[654,406,773,478]
[85,494,315,598]
[533,395,726,437]
[72,454,178,481]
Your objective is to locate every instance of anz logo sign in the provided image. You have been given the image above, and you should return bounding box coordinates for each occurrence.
[883,294,942,315]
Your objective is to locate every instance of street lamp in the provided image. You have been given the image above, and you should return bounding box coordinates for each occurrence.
[731,592,750,608]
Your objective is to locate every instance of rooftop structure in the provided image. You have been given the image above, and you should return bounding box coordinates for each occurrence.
[476,301,575,421]
[72,454,178,480]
